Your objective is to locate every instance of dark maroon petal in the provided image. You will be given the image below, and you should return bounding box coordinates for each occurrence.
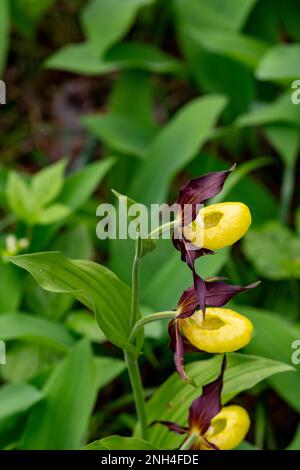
[177,167,234,225]
[168,320,199,381]
[172,232,213,270]
[205,280,260,307]
[151,421,188,435]
[178,280,260,318]
[188,355,227,435]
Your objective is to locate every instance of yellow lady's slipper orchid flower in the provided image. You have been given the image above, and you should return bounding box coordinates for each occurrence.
[184,202,252,250]
[180,307,253,353]
[199,405,250,450]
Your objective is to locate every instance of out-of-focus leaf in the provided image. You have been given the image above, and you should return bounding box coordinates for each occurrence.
[20,340,96,450]
[86,436,156,450]
[94,357,126,391]
[141,245,229,311]
[211,157,272,204]
[0,313,74,351]
[143,353,292,448]
[50,225,93,260]
[0,0,9,76]
[83,114,154,159]
[45,41,180,75]
[0,383,42,421]
[8,252,136,353]
[66,311,106,343]
[25,276,73,321]
[236,305,300,413]
[236,93,300,127]
[31,159,66,207]
[1,344,55,384]
[104,42,181,73]
[287,424,300,450]
[110,70,156,128]
[58,158,115,210]
[0,262,23,313]
[6,172,37,224]
[37,204,71,225]
[174,0,257,32]
[81,0,154,56]
[129,95,228,205]
[187,27,268,68]
[243,222,300,280]
[45,43,116,75]
[256,44,300,81]
[264,125,299,167]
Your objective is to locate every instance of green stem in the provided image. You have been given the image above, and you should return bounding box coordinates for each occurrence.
[125,237,148,440]
[179,433,198,450]
[125,352,148,440]
[130,237,142,330]
[130,311,177,343]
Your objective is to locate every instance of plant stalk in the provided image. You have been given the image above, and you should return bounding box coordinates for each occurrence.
[126,237,148,440]
[129,311,177,343]
[179,433,198,450]
[125,352,148,440]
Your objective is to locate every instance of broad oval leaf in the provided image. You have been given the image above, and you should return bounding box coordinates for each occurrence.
[0,383,43,421]
[8,252,136,353]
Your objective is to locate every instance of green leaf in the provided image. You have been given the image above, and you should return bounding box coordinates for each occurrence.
[83,114,155,159]
[0,313,74,351]
[6,172,37,224]
[8,252,136,353]
[20,339,96,450]
[287,423,300,450]
[0,0,9,76]
[144,353,292,448]
[66,311,106,343]
[236,305,300,413]
[58,158,115,210]
[45,43,117,75]
[0,262,23,313]
[264,125,299,167]
[211,157,272,204]
[37,204,71,225]
[46,41,180,76]
[104,42,181,73]
[81,0,154,57]
[187,27,268,68]
[1,343,55,384]
[141,245,229,311]
[243,222,300,280]
[0,383,43,421]
[110,70,156,128]
[256,44,300,81]
[129,95,228,205]
[174,0,257,32]
[86,435,156,450]
[236,93,300,127]
[111,190,156,258]
[31,159,67,207]
[94,357,126,391]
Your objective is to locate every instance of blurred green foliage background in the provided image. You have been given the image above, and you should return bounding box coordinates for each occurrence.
[1,0,300,450]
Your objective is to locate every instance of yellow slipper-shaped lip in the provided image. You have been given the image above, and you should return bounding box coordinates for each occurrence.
[183,202,252,250]
[199,405,251,450]
[180,307,253,353]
